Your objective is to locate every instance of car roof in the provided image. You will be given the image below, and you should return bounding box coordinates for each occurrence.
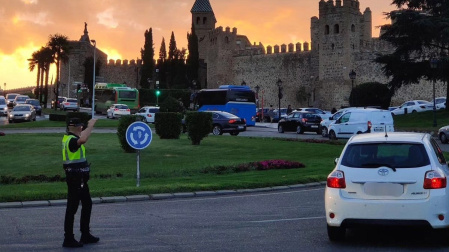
[348,132,428,144]
[142,106,159,109]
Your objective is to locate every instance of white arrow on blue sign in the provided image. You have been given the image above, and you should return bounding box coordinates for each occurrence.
[126,122,153,150]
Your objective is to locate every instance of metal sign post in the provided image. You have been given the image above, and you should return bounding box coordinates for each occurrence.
[126,122,152,187]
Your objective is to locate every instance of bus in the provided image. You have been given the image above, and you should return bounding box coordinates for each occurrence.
[194,85,256,126]
[94,83,139,114]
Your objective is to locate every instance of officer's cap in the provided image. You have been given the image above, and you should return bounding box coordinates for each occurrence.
[67,118,84,127]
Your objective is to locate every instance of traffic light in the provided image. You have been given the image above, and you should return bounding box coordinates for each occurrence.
[155,90,160,96]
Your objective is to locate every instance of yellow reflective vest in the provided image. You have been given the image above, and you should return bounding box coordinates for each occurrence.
[62,135,86,165]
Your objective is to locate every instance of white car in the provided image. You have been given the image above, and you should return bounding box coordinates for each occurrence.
[0,97,7,116]
[135,106,160,123]
[325,132,449,241]
[294,107,332,120]
[391,100,433,115]
[431,97,446,110]
[106,104,131,119]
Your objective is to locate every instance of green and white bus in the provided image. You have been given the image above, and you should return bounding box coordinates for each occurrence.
[94,83,140,114]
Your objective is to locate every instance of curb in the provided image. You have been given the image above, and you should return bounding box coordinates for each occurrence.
[0,182,326,209]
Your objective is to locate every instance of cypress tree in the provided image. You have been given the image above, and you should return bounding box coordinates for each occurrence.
[140,28,155,89]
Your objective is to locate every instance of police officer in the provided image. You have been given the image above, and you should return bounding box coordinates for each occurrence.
[62,117,99,248]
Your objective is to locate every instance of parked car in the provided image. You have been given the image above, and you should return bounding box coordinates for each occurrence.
[325,132,449,241]
[294,107,332,120]
[438,125,449,144]
[13,95,30,107]
[60,97,79,112]
[5,93,20,108]
[391,100,433,115]
[8,104,36,123]
[25,98,42,116]
[271,108,288,122]
[106,104,130,119]
[51,96,66,109]
[328,109,394,140]
[277,111,322,134]
[431,97,446,110]
[135,106,160,123]
[0,97,7,116]
[255,108,272,122]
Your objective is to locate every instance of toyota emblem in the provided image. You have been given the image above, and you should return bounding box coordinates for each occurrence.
[378,168,389,176]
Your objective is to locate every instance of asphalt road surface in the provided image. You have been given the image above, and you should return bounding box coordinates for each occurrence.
[1,186,449,252]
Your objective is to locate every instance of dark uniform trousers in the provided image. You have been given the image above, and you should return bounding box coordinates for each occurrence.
[64,172,92,236]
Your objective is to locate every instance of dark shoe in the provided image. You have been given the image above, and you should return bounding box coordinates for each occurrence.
[80,233,99,244]
[62,235,83,248]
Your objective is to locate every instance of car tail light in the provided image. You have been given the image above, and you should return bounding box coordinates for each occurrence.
[367,121,372,130]
[114,108,119,111]
[423,170,447,189]
[229,119,237,124]
[126,109,130,111]
[302,118,308,123]
[64,102,69,105]
[327,170,346,188]
[147,114,152,117]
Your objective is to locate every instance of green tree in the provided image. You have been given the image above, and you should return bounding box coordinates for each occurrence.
[157,37,167,88]
[375,0,449,107]
[140,28,155,89]
[186,23,199,87]
[47,34,70,110]
[28,47,53,107]
[350,82,392,109]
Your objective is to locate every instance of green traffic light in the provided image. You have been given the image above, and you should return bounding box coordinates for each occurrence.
[156,90,160,96]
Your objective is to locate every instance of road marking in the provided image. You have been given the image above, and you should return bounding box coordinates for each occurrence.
[250,216,325,223]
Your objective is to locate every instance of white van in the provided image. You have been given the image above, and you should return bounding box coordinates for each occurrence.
[328,109,394,140]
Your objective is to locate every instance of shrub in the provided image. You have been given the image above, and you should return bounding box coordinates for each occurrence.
[117,115,141,153]
[350,82,392,109]
[154,112,182,139]
[201,160,306,174]
[185,112,212,145]
[159,96,185,113]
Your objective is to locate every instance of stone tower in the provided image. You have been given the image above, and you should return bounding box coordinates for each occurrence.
[313,0,372,81]
[191,0,216,61]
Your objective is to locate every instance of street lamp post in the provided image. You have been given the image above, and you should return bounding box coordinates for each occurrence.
[277,79,283,120]
[349,70,356,106]
[430,57,438,127]
[255,85,260,110]
[91,40,96,119]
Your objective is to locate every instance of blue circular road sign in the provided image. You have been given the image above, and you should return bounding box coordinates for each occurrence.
[126,122,153,150]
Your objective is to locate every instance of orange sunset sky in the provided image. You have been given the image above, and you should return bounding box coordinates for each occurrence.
[0,0,396,90]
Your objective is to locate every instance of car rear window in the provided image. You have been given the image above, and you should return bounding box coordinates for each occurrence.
[116,105,128,109]
[149,108,159,113]
[341,143,430,168]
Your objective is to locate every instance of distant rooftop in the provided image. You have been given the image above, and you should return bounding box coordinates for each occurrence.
[191,0,214,13]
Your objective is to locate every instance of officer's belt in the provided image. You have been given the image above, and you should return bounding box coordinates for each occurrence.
[65,167,90,173]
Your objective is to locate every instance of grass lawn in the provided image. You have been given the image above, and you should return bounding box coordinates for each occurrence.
[0,133,344,202]
[393,109,449,133]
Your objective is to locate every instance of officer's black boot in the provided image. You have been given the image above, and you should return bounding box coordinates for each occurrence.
[80,232,99,244]
[62,234,83,248]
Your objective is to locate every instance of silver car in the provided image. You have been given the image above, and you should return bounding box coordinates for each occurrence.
[8,104,36,123]
[0,97,7,116]
[60,97,79,111]
[438,125,449,144]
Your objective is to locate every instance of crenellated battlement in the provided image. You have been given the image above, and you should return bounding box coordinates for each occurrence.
[106,59,142,66]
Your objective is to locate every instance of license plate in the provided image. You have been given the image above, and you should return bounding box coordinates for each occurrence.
[311,125,318,128]
[374,127,383,132]
[364,182,403,197]
[238,126,244,129]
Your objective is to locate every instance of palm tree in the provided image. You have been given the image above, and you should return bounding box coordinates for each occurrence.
[28,49,43,102]
[28,47,54,107]
[47,34,70,110]
[40,47,54,107]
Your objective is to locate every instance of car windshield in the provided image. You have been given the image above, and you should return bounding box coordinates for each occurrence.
[17,97,28,101]
[13,106,30,112]
[67,99,77,103]
[26,100,39,106]
[341,143,430,168]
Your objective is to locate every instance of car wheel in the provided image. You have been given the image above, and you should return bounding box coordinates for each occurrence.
[440,133,448,144]
[230,131,239,136]
[329,130,337,140]
[296,125,304,134]
[278,125,284,133]
[412,110,417,113]
[321,127,328,137]
[327,225,345,242]
[212,125,223,135]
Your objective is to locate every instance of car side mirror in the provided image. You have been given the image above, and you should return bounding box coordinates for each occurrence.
[334,158,339,165]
